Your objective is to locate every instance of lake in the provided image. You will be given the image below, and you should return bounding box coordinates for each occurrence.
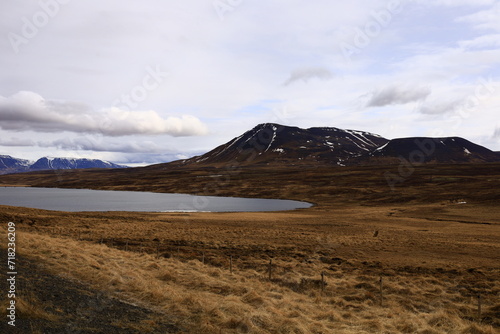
[0,187,312,212]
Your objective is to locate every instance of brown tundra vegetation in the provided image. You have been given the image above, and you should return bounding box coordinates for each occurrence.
[0,163,499,333]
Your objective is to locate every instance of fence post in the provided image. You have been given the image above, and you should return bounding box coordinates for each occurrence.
[321,272,325,292]
[477,293,482,321]
[379,276,383,306]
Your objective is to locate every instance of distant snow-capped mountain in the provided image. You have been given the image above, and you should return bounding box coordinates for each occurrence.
[29,157,124,171]
[0,155,32,174]
[0,156,125,175]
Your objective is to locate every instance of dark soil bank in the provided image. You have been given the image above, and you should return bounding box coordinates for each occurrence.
[0,255,181,333]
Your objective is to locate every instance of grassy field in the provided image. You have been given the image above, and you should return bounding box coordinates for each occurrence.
[0,163,499,333]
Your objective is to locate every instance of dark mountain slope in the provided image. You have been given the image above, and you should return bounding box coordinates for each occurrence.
[176,123,389,167]
[362,137,500,164]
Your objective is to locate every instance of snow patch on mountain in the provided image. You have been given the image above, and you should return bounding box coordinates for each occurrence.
[375,142,389,151]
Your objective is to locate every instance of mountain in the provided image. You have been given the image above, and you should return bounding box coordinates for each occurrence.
[0,156,125,175]
[362,137,500,164]
[174,123,500,167]
[29,157,125,171]
[2,125,498,175]
[0,155,31,174]
[176,123,389,167]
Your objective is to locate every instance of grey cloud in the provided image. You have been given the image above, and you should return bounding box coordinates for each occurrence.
[366,85,431,107]
[416,99,464,115]
[283,67,334,86]
[0,91,208,137]
[0,137,36,147]
[495,128,500,138]
[45,137,165,154]
[0,134,165,154]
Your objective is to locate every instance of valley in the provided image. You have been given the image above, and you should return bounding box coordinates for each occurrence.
[0,161,499,333]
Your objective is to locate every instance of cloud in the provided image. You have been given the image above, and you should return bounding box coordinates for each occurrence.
[415,99,464,115]
[416,0,496,6]
[0,137,36,147]
[1,1,500,155]
[457,2,500,31]
[44,137,164,153]
[495,127,500,138]
[0,134,166,154]
[366,85,431,107]
[459,34,500,49]
[0,91,208,137]
[283,67,334,86]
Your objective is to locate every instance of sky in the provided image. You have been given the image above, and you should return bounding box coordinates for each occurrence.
[1,0,500,166]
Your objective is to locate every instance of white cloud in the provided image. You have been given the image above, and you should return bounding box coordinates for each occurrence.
[416,0,496,6]
[0,91,208,137]
[459,33,500,49]
[457,2,500,31]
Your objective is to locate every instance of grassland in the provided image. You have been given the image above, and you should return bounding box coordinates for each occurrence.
[0,163,499,333]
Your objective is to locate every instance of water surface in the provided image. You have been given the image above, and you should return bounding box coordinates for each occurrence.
[0,187,312,212]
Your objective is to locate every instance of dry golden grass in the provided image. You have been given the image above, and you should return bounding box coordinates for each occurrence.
[1,164,499,332]
[7,229,497,334]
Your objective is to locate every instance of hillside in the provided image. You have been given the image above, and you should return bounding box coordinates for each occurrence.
[1,163,499,333]
[174,123,389,167]
[174,123,499,167]
[360,137,500,164]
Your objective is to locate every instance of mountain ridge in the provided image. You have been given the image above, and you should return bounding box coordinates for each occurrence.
[172,123,500,168]
[2,124,498,174]
[362,136,500,165]
[0,155,126,175]
[174,123,389,167]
